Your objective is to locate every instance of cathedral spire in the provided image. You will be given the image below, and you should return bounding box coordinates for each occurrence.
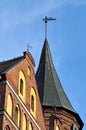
[36,39,83,129]
[36,39,75,112]
[36,17,83,129]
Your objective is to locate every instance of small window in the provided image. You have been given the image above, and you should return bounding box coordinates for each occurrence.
[22,114,27,130]
[31,95,34,112]
[29,122,33,130]
[28,67,31,76]
[30,88,36,118]
[20,79,23,95]
[56,125,60,130]
[4,125,10,130]
[6,94,13,117]
[19,71,26,103]
[15,105,20,127]
[71,124,78,130]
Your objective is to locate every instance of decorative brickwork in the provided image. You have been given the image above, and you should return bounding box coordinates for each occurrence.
[0,43,84,130]
[0,51,46,130]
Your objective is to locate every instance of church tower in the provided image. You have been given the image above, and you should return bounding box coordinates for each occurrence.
[36,38,84,130]
[0,16,84,130]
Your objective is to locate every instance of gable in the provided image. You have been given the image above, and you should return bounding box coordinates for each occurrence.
[3,52,46,130]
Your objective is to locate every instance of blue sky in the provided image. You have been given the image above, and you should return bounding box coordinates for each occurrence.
[0,0,86,129]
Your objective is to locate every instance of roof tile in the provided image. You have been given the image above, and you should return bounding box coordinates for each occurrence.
[36,38,75,112]
[0,56,24,74]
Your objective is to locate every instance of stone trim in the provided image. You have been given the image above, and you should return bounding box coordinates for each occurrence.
[0,110,19,130]
[0,80,41,130]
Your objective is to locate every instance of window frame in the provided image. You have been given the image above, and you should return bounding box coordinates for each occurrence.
[22,114,27,130]
[31,95,34,112]
[20,78,23,96]
[19,70,26,103]
[30,87,36,118]
[4,125,10,130]
[15,104,21,127]
[6,93,13,117]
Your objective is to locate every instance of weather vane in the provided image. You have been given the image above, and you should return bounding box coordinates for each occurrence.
[43,16,56,39]
[27,43,32,52]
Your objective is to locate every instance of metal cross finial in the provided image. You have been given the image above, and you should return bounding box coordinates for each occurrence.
[27,43,32,52]
[43,16,56,39]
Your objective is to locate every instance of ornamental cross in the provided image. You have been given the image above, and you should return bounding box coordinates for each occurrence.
[27,43,32,52]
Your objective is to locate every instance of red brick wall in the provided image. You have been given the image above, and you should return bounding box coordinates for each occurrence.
[43,107,80,130]
[0,52,46,130]
[0,52,83,130]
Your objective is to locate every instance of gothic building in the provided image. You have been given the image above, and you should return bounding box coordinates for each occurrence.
[0,38,84,130]
[0,51,46,130]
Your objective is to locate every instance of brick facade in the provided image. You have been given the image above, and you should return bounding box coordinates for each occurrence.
[0,50,83,130]
[43,107,81,130]
[0,52,46,130]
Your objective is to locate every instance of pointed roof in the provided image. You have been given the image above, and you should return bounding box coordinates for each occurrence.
[0,51,35,75]
[36,39,84,129]
[36,38,75,112]
[0,56,24,74]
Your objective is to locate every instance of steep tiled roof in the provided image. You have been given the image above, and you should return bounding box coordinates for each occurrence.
[36,38,75,112]
[36,39,84,129]
[0,56,24,74]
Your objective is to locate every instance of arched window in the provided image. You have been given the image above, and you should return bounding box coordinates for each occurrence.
[29,122,33,130]
[4,125,10,130]
[28,67,31,76]
[22,114,27,130]
[20,79,23,95]
[6,94,13,117]
[19,71,26,102]
[15,105,20,127]
[31,95,34,112]
[56,125,60,130]
[30,87,36,118]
